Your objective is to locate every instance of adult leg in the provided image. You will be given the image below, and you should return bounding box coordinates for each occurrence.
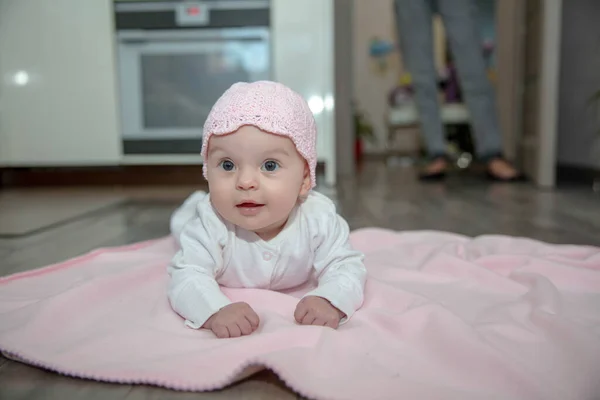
[394,0,449,179]
[437,0,522,180]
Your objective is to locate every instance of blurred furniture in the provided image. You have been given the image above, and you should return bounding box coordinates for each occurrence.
[271,0,337,185]
[386,102,470,158]
[0,0,121,167]
[115,1,271,158]
[0,0,339,185]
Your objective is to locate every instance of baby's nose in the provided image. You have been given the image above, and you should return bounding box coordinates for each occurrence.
[236,170,258,190]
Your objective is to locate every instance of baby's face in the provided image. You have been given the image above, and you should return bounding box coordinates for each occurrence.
[206,125,311,239]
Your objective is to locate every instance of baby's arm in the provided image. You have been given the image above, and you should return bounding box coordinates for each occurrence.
[169,212,260,338]
[301,209,367,324]
[169,206,260,338]
[168,212,232,329]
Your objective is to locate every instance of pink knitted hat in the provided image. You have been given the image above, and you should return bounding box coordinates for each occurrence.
[201,81,317,188]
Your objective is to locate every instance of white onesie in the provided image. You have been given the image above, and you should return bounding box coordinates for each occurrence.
[167,190,367,329]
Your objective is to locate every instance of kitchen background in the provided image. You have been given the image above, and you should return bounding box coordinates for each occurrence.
[1,2,600,397]
[0,0,599,188]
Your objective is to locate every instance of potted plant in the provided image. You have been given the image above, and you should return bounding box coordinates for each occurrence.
[353,103,376,162]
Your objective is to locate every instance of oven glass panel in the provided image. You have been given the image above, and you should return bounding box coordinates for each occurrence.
[140,42,269,130]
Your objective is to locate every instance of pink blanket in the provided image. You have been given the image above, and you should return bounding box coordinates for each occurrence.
[1,228,600,400]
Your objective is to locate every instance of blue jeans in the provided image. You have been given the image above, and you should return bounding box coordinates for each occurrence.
[394,0,503,161]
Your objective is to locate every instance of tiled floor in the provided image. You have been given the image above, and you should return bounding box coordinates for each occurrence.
[0,162,599,399]
[0,188,127,237]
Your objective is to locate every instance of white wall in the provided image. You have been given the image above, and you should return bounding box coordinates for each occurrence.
[352,0,402,153]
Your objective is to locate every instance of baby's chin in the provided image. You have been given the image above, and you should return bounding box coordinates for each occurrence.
[244,221,279,235]
[239,219,286,238]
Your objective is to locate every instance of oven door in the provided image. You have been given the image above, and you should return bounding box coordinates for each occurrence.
[117,28,270,152]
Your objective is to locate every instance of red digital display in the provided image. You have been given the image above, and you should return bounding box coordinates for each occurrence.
[187,6,201,16]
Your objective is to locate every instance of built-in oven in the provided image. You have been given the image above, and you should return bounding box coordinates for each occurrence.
[114,1,270,156]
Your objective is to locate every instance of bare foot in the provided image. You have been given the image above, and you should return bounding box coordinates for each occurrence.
[487,158,521,180]
[422,158,448,175]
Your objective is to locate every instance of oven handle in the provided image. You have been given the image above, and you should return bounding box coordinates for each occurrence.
[117,28,269,44]
[119,37,266,45]
[115,0,269,13]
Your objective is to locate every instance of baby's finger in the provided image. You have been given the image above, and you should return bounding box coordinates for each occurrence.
[227,323,241,338]
[246,309,260,329]
[312,317,328,327]
[238,317,253,336]
[213,325,229,339]
[324,317,339,329]
[301,311,316,325]
[294,303,308,323]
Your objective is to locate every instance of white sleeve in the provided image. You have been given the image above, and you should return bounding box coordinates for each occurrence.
[303,208,367,322]
[167,202,232,329]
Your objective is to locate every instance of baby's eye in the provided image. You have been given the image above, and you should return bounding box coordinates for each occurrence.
[219,160,235,171]
[261,160,280,172]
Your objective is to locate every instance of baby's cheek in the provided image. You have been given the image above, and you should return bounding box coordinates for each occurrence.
[207,183,232,211]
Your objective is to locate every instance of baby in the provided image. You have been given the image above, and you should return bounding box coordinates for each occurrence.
[167,81,367,339]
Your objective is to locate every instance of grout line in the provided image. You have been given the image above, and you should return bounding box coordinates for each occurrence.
[0,200,129,239]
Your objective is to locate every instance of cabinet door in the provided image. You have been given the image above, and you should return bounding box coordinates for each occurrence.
[496,0,525,162]
[519,0,563,187]
[0,0,121,166]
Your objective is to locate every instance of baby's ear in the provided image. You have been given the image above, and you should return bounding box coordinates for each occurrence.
[299,163,311,197]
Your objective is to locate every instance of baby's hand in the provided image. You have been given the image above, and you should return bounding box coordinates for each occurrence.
[203,302,260,339]
[294,296,345,329]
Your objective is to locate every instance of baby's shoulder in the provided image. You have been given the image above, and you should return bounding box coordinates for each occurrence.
[191,192,229,231]
[174,191,231,248]
[298,191,337,215]
[296,191,341,232]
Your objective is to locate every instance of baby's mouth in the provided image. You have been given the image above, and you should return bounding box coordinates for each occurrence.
[236,201,264,208]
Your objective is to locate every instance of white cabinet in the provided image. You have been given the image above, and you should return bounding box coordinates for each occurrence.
[0,0,121,166]
[271,0,336,186]
[0,0,338,185]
